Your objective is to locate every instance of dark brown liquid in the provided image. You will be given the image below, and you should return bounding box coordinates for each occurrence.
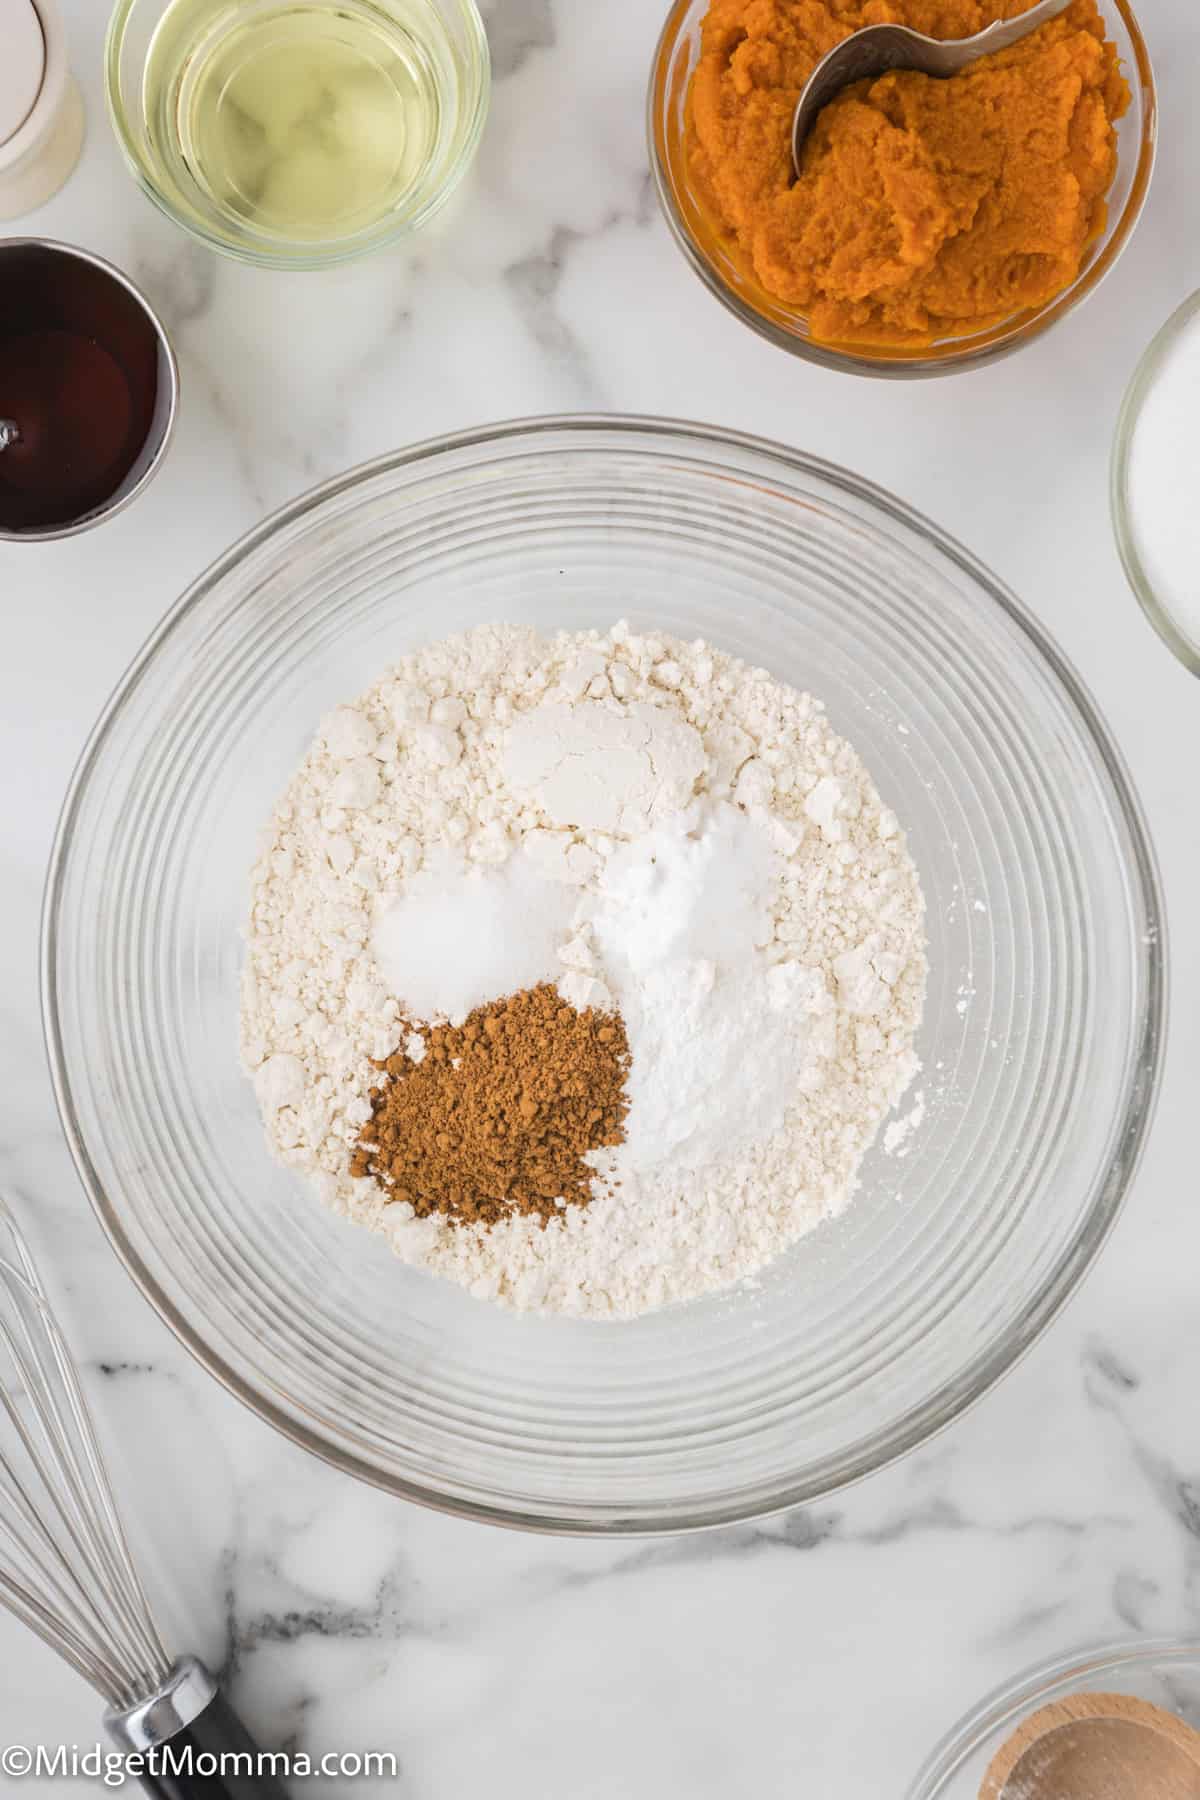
[0,246,163,532]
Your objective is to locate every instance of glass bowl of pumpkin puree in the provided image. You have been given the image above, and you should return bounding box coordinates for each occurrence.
[649,0,1156,377]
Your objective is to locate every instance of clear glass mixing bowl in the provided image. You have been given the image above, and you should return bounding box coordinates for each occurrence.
[43,418,1164,1532]
[906,1639,1200,1798]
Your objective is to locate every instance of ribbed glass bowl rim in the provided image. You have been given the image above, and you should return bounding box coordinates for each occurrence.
[40,415,1167,1534]
[103,0,491,271]
[646,0,1157,379]
[1111,287,1200,676]
[905,1636,1200,1795]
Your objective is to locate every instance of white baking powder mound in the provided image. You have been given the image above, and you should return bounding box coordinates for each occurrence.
[371,848,573,1025]
[588,802,832,1176]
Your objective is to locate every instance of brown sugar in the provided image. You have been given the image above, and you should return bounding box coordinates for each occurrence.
[350,984,630,1228]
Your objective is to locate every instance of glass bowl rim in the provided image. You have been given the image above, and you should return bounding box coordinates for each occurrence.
[103,0,492,271]
[905,1634,1200,1796]
[1110,286,1200,677]
[41,413,1168,1534]
[646,0,1158,380]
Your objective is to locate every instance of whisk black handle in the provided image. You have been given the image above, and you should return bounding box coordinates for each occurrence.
[135,1685,291,1800]
[106,1659,290,1799]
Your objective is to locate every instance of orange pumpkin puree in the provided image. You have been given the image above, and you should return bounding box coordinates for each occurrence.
[687,0,1130,345]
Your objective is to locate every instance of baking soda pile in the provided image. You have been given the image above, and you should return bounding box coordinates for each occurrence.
[240,621,927,1318]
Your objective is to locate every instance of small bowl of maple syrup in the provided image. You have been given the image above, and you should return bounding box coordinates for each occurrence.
[0,238,178,541]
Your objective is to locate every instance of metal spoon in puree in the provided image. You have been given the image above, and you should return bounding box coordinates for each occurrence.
[792,0,1073,171]
[996,1715,1200,1800]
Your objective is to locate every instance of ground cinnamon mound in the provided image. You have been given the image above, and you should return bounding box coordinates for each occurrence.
[687,0,1129,346]
[350,985,630,1228]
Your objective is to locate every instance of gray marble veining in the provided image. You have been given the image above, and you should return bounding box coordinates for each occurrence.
[1,0,1199,1792]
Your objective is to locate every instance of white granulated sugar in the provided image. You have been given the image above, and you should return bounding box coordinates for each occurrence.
[371,848,573,1026]
[241,620,927,1318]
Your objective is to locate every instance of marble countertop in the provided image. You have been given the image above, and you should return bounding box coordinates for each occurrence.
[3,0,1199,1792]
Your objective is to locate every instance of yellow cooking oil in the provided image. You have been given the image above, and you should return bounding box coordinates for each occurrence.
[142,0,454,242]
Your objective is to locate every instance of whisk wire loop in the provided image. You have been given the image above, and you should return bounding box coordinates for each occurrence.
[0,1440,135,1688]
[7,1264,169,1682]
[0,1313,161,1699]
[0,1197,172,1707]
[0,1564,129,1695]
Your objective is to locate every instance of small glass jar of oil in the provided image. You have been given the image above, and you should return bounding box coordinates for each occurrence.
[105,0,489,268]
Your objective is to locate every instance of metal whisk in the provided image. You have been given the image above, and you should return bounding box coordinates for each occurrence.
[0,1193,287,1797]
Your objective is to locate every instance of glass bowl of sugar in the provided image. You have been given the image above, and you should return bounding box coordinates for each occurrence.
[1112,290,1200,676]
[43,417,1164,1532]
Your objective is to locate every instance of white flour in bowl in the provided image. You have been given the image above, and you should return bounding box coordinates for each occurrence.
[240,621,926,1317]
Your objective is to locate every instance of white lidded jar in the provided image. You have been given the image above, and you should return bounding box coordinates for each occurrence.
[0,0,84,218]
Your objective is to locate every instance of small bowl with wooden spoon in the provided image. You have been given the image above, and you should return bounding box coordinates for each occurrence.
[907,1639,1200,1800]
[648,0,1156,377]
